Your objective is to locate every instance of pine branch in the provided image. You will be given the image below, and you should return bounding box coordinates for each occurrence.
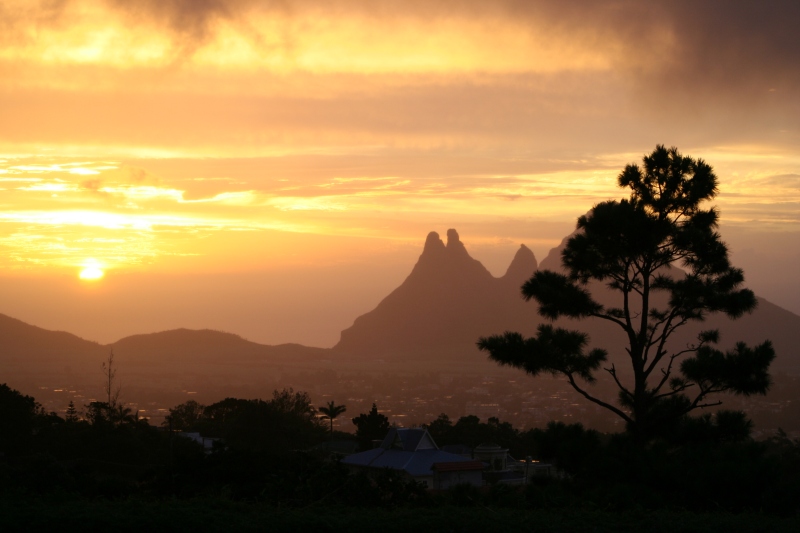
[604,364,634,400]
[566,373,633,425]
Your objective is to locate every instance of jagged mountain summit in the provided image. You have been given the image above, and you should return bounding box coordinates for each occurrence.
[335,229,800,372]
[334,229,540,359]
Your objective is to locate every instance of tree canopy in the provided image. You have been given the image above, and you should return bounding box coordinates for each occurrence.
[189,389,325,454]
[352,403,390,450]
[478,145,775,438]
[0,383,42,454]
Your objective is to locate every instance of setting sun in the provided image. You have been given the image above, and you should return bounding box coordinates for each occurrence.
[79,260,104,280]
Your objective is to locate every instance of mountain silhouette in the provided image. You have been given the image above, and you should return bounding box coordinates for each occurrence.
[0,313,105,376]
[334,229,540,358]
[1,228,798,380]
[111,329,327,366]
[335,229,800,373]
[0,315,328,383]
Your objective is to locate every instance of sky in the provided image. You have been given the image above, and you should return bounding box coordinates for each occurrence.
[1,0,799,346]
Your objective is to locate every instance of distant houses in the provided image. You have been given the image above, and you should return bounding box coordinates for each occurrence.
[178,432,222,453]
[341,427,552,489]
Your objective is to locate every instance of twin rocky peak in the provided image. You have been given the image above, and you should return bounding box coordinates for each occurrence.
[334,229,541,358]
[415,229,538,287]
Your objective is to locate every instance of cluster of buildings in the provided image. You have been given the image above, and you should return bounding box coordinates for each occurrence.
[340,427,553,490]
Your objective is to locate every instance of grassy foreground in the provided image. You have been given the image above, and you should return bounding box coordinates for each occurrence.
[3,496,799,533]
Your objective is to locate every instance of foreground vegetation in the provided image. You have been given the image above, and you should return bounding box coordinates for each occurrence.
[2,382,800,529]
[4,496,800,533]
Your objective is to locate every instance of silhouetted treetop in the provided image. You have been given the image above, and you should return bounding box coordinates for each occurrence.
[352,403,390,450]
[319,400,347,435]
[479,145,775,438]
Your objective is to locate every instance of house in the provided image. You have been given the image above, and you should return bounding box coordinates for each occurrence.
[312,439,360,458]
[473,442,554,484]
[431,460,484,489]
[342,428,483,489]
[178,432,221,454]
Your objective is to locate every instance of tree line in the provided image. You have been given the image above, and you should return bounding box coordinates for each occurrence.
[2,381,800,514]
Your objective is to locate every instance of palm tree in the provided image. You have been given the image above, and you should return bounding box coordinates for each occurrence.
[318,401,347,435]
[109,403,138,426]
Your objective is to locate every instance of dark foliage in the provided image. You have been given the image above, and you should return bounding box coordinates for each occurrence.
[164,399,204,431]
[424,414,523,455]
[318,400,347,435]
[351,403,390,450]
[201,389,325,454]
[3,386,800,520]
[0,383,42,455]
[479,146,775,437]
[163,389,327,455]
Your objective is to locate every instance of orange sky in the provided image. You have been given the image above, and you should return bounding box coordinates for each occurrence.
[1,0,799,345]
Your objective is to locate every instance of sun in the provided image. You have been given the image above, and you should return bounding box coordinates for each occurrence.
[79,259,105,280]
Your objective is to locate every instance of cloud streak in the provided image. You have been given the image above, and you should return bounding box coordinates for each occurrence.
[6,1,797,81]
[1,1,797,163]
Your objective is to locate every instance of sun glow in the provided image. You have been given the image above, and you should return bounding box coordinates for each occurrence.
[79,259,104,280]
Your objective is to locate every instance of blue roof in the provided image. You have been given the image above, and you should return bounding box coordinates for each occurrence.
[343,428,470,477]
[380,428,437,451]
[342,448,472,477]
[342,447,471,477]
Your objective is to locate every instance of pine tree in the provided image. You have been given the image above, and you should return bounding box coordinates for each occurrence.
[352,403,390,449]
[479,146,775,438]
[65,400,78,423]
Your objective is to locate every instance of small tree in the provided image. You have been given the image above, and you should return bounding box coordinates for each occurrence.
[318,400,347,435]
[85,401,112,427]
[101,349,120,408]
[65,400,79,423]
[164,399,206,431]
[352,403,390,449]
[110,403,138,426]
[196,390,325,453]
[86,350,135,428]
[423,413,453,444]
[478,146,775,438]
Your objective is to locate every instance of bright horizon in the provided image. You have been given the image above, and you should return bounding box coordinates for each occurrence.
[2,1,799,346]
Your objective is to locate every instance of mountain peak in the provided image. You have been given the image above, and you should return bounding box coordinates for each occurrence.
[418,228,483,273]
[446,228,460,247]
[335,229,528,356]
[413,229,490,277]
[445,228,471,259]
[423,231,446,254]
[502,244,537,285]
